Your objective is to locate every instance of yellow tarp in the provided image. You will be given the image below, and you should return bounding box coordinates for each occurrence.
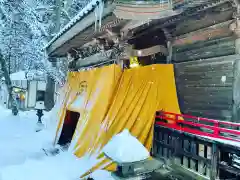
[54,64,181,178]
[54,64,122,145]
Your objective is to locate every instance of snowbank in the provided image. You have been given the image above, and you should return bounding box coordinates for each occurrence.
[0,106,113,180]
[0,106,149,180]
[0,152,114,180]
[0,109,53,168]
[103,129,150,163]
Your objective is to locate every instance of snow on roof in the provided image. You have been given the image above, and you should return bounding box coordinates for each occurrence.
[43,0,102,51]
[10,71,27,81]
[1,71,27,81]
[1,70,45,81]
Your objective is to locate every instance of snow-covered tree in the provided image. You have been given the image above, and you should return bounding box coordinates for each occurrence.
[0,0,89,85]
[0,0,90,113]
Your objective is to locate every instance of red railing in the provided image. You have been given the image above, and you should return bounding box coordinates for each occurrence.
[155,111,240,143]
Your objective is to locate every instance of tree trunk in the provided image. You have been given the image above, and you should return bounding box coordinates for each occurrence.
[0,52,18,115]
[54,0,61,33]
[44,58,56,111]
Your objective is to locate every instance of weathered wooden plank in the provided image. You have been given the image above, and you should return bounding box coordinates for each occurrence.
[177,86,233,92]
[173,44,235,62]
[173,3,233,36]
[183,109,232,120]
[178,88,233,97]
[174,56,240,121]
[173,44,235,59]
[177,67,234,76]
[190,141,197,171]
[181,98,232,107]
[180,91,233,101]
[182,98,232,106]
[182,102,232,110]
[178,77,233,84]
[178,80,232,87]
[174,54,238,67]
[178,69,234,78]
[198,144,206,175]
[180,93,233,102]
[210,144,218,180]
[233,59,240,122]
[183,140,190,168]
[173,36,235,51]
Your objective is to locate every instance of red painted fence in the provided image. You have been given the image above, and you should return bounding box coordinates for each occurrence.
[155,111,240,143]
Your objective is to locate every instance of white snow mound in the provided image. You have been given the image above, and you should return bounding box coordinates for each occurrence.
[103,129,150,163]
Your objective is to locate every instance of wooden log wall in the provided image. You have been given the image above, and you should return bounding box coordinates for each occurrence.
[175,55,240,121]
[172,20,235,62]
[173,36,236,62]
[152,2,240,179]
[171,4,240,121]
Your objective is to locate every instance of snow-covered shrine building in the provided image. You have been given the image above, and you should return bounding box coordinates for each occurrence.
[45,0,240,122]
[44,0,240,179]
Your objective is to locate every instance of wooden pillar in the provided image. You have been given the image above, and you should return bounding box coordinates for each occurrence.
[210,143,218,180]
[44,57,56,111]
[232,19,240,122]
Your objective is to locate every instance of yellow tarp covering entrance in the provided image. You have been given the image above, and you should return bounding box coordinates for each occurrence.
[54,64,121,145]
[54,64,181,178]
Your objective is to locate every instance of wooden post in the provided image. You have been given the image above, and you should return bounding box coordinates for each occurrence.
[173,134,182,165]
[44,57,56,111]
[233,19,240,122]
[206,146,212,177]
[190,141,197,171]
[198,144,205,175]
[210,143,218,180]
[232,1,240,122]
[163,133,168,159]
[183,140,189,168]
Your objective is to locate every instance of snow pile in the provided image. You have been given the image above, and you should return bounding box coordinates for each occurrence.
[103,129,150,163]
[0,106,149,180]
[0,109,53,168]
[0,152,114,180]
[91,169,114,180]
[0,106,114,180]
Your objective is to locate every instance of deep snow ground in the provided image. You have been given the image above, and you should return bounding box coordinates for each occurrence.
[0,109,52,168]
[0,107,113,180]
[1,106,240,180]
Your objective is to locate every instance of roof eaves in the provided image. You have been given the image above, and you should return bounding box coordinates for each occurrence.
[43,0,102,51]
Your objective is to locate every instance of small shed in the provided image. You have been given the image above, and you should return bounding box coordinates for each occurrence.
[0,70,47,110]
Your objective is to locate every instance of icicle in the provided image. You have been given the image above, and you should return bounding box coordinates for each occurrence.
[94,0,104,32]
[98,0,104,31]
[94,4,99,31]
[169,0,173,10]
